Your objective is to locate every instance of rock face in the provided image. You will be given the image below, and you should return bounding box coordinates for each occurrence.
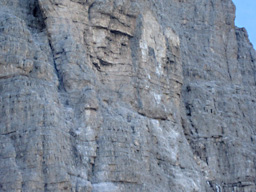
[0,0,256,191]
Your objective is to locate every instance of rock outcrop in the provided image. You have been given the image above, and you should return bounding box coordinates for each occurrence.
[0,0,255,191]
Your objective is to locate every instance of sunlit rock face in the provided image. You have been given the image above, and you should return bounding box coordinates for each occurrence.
[0,0,256,191]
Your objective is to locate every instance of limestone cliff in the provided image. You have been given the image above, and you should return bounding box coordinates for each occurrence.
[0,0,256,191]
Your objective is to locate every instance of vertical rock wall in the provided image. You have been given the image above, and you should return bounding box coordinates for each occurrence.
[0,0,255,191]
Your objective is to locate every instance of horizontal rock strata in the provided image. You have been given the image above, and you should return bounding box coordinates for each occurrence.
[0,0,255,191]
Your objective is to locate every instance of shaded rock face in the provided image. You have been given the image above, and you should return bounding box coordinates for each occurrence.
[0,0,256,191]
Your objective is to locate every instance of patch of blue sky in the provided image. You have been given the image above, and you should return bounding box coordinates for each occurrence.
[233,0,256,48]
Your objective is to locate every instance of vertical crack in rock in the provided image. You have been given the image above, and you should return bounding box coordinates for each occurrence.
[224,42,233,81]
[48,40,65,91]
[41,134,48,192]
[29,0,46,32]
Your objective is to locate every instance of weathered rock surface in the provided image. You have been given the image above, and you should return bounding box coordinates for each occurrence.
[0,0,255,191]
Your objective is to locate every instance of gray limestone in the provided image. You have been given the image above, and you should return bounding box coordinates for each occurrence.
[0,0,256,191]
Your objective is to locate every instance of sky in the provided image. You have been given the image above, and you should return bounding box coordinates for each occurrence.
[232,0,256,48]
